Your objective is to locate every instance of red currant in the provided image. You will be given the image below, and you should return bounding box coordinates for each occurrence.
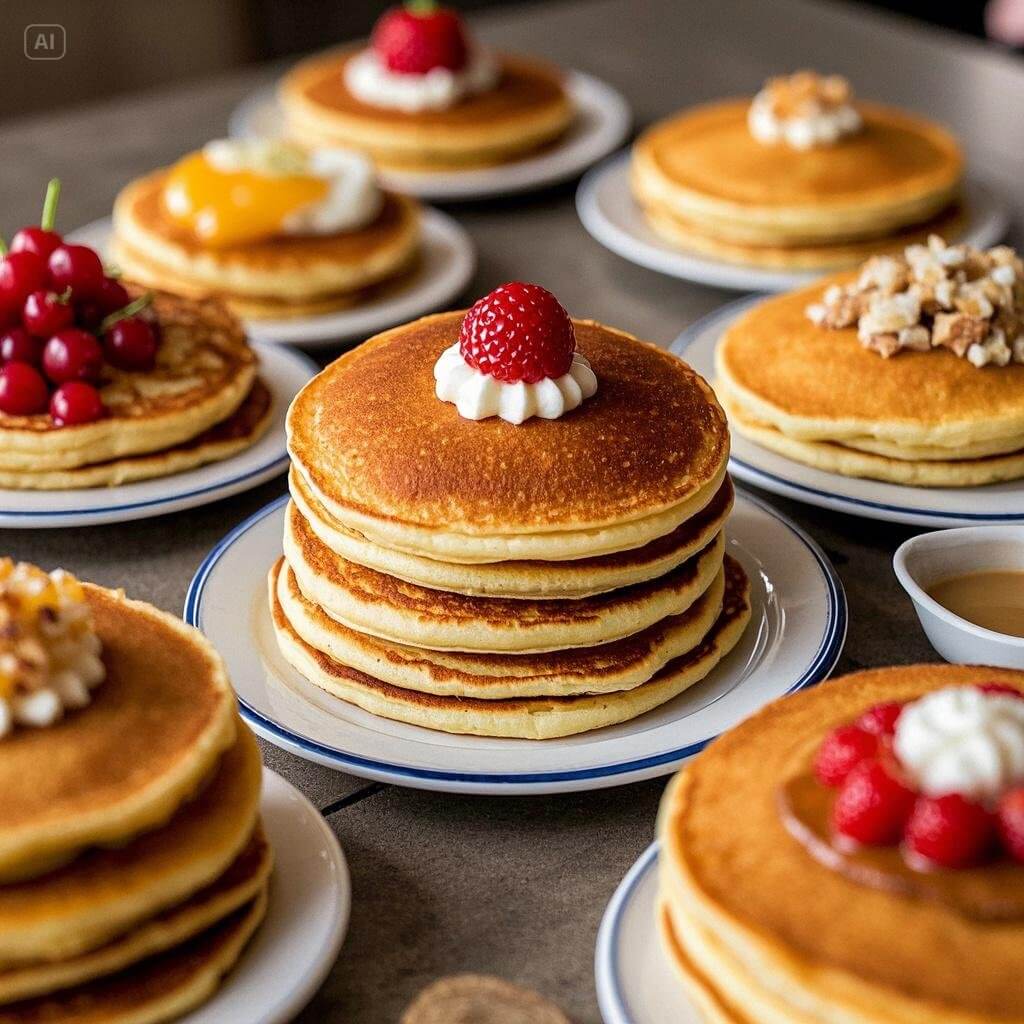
[0,362,49,416]
[0,252,47,307]
[42,328,103,384]
[50,381,104,426]
[0,328,42,366]
[95,277,131,315]
[47,244,104,299]
[104,316,157,372]
[10,227,63,262]
[22,290,73,338]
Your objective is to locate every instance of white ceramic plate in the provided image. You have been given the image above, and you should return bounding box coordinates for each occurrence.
[69,210,475,349]
[673,298,1024,527]
[595,842,694,1024]
[229,71,632,202]
[0,343,315,529]
[576,152,1011,293]
[188,767,349,1024]
[184,488,846,796]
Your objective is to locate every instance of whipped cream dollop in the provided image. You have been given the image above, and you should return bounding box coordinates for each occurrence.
[0,562,106,738]
[199,139,383,235]
[434,343,598,425]
[344,47,500,112]
[894,687,1024,802]
[748,71,862,150]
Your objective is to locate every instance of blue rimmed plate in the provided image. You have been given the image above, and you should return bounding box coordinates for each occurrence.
[673,299,1024,528]
[0,343,316,529]
[184,486,845,795]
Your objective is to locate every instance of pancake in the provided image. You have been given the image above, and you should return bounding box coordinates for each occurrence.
[659,665,1024,1024]
[0,827,271,1005]
[280,49,574,171]
[632,100,963,245]
[284,504,725,653]
[0,291,255,472]
[0,379,272,490]
[287,313,730,562]
[0,889,266,1024]
[0,725,260,969]
[716,274,1024,448]
[720,385,1024,487]
[289,472,734,600]
[276,556,725,698]
[0,584,236,885]
[112,173,421,309]
[638,196,967,271]
[269,555,750,739]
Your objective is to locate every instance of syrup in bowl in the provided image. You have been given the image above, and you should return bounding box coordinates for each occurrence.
[927,571,1024,639]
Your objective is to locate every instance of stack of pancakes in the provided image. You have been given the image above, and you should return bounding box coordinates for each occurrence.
[0,291,270,490]
[0,585,269,1022]
[631,100,964,270]
[716,277,1024,487]
[270,311,752,740]
[657,665,1024,1023]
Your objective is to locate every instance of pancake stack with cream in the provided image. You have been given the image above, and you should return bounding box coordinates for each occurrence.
[657,664,1024,1023]
[631,71,964,270]
[716,236,1024,486]
[0,560,270,1023]
[112,139,421,320]
[270,282,750,739]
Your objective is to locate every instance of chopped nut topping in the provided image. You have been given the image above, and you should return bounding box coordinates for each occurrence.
[806,236,1024,366]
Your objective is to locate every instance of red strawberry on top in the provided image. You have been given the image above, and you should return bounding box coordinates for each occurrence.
[856,701,904,737]
[904,793,996,869]
[975,682,1024,699]
[998,788,1024,863]
[813,723,878,788]
[832,758,916,846]
[372,2,469,75]
[459,282,576,385]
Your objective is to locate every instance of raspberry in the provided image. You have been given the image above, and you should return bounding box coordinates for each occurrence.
[976,682,1024,699]
[813,724,878,788]
[856,701,903,736]
[832,759,916,846]
[372,3,468,74]
[459,282,576,385]
[904,794,996,868]
[997,788,1024,863]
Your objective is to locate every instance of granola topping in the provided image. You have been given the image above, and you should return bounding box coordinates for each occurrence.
[806,236,1024,367]
[749,71,862,149]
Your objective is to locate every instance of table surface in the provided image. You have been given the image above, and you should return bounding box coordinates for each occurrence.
[2,0,1022,1019]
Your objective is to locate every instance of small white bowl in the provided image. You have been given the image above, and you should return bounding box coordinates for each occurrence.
[894,526,1024,669]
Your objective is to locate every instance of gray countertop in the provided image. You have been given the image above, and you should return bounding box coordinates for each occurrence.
[1,0,1022,1020]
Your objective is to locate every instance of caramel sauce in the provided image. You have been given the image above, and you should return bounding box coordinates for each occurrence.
[927,571,1024,638]
[778,772,1024,921]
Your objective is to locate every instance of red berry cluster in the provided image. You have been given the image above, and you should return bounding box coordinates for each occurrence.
[372,2,469,75]
[814,684,1024,869]
[0,180,160,426]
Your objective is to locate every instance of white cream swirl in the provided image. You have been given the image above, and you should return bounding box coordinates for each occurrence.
[434,344,598,425]
[343,47,499,112]
[893,686,1024,802]
[748,72,862,150]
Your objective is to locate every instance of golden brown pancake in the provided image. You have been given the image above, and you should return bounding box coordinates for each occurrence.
[287,313,730,561]
[401,975,571,1024]
[280,49,574,171]
[0,584,236,885]
[269,555,750,739]
[659,665,1024,1024]
[0,290,256,473]
[0,726,261,969]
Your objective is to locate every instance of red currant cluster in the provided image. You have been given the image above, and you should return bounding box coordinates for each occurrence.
[814,683,1024,870]
[0,180,161,426]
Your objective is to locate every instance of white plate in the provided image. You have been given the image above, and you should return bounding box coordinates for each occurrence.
[576,152,1011,293]
[184,488,846,796]
[595,842,693,1024]
[69,209,475,349]
[188,767,349,1024]
[0,344,315,529]
[229,71,632,202]
[673,299,1024,527]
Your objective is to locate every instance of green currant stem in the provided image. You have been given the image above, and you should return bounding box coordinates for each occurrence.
[406,0,437,14]
[0,239,7,257]
[41,179,61,232]
[100,292,153,333]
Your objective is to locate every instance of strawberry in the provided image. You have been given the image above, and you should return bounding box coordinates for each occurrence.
[904,793,996,868]
[813,723,878,788]
[856,701,903,737]
[975,682,1024,700]
[372,2,469,74]
[459,282,576,385]
[997,788,1024,863]
[832,759,916,845]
